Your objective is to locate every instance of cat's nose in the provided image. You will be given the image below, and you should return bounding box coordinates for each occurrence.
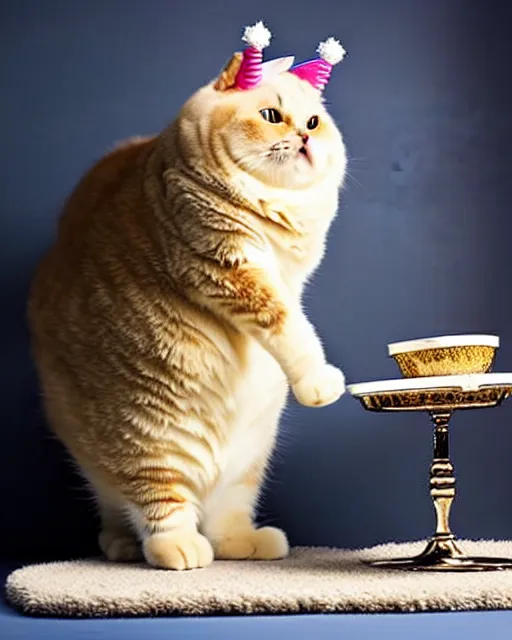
[301,133,310,145]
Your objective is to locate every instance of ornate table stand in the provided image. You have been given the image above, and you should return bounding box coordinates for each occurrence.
[352,380,512,571]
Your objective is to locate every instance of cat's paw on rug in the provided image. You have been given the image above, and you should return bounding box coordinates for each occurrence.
[98,531,143,562]
[214,526,289,560]
[143,530,214,570]
[292,363,346,407]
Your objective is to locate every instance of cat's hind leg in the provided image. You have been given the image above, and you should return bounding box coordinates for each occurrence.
[125,466,214,571]
[96,492,143,562]
[202,461,289,561]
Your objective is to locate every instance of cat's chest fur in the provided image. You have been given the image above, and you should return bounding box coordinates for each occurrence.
[224,341,287,471]
[213,196,334,491]
[262,194,336,289]
[202,338,286,517]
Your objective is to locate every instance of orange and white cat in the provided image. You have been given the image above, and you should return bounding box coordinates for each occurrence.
[28,23,348,570]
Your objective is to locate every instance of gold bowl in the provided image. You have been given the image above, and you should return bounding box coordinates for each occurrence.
[388,334,499,378]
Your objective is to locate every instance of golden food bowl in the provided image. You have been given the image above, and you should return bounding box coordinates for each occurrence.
[388,334,499,378]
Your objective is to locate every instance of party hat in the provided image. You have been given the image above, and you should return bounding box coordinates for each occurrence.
[289,37,346,91]
[234,21,272,90]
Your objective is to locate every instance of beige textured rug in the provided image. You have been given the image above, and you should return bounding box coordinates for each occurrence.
[7,540,512,618]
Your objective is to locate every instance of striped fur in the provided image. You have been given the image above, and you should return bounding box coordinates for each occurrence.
[27,54,347,570]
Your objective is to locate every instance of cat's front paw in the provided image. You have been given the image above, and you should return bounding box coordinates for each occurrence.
[214,526,289,560]
[143,530,214,570]
[292,364,345,407]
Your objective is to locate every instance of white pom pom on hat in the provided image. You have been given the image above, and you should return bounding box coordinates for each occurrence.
[241,21,272,50]
[317,37,347,66]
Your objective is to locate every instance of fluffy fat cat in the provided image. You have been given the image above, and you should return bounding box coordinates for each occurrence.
[28,25,348,570]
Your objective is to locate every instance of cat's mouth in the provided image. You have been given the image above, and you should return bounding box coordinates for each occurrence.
[299,145,312,164]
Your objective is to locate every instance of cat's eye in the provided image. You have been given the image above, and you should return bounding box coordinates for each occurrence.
[307,115,319,130]
[260,108,283,124]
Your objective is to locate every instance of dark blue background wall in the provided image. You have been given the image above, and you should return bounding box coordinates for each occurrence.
[2,0,512,560]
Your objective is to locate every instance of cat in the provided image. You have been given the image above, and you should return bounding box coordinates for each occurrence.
[27,34,348,570]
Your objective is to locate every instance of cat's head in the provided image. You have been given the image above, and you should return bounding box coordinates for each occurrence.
[177,22,347,190]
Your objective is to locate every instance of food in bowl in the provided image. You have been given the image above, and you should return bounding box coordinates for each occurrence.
[388,334,499,378]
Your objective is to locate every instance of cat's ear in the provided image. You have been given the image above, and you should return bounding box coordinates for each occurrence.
[261,56,295,81]
[213,52,244,92]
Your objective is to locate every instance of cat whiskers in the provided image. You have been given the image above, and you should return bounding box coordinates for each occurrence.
[267,142,294,165]
[243,156,274,178]
[344,169,362,188]
[231,149,269,172]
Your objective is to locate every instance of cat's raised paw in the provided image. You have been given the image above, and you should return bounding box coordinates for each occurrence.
[99,531,143,562]
[143,530,214,570]
[292,363,346,407]
[214,526,289,560]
